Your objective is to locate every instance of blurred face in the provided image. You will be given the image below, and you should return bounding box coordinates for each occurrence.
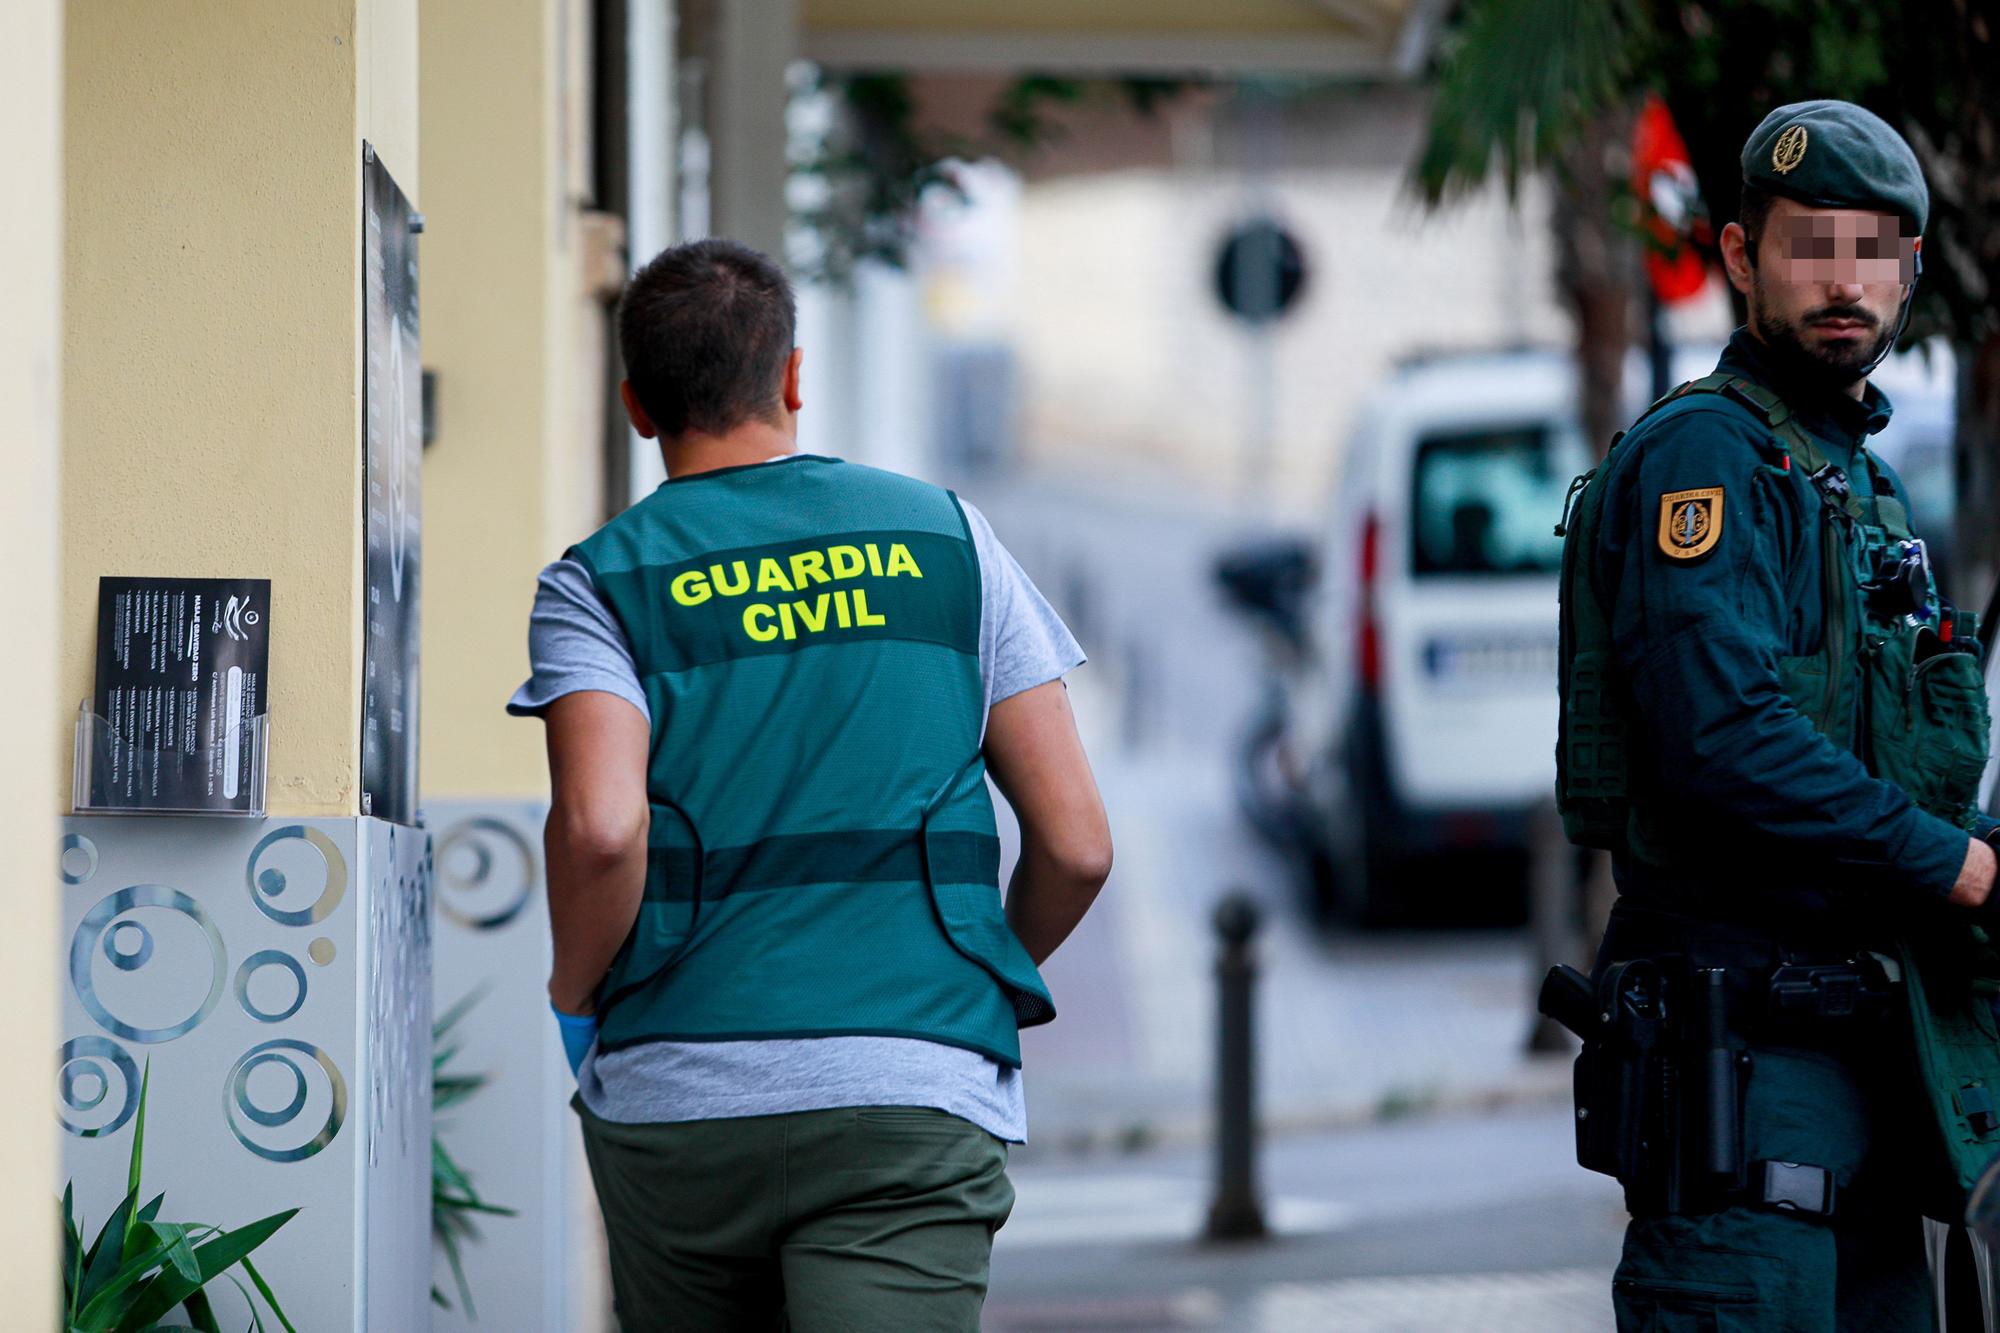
[1721,196,1917,390]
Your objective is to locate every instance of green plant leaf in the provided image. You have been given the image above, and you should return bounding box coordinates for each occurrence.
[432,984,512,1316]
[62,1186,81,1308]
[125,1062,150,1210]
[440,1197,517,1218]
[70,1229,178,1332]
[221,1271,265,1333]
[434,982,489,1041]
[240,1255,297,1333]
[146,1221,202,1284]
[79,1190,142,1307]
[98,1208,296,1333]
[437,1217,476,1318]
[181,1284,222,1333]
[67,1216,84,1312]
[432,1144,474,1197]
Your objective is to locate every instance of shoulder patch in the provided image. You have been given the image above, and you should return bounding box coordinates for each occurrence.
[1657,486,1724,560]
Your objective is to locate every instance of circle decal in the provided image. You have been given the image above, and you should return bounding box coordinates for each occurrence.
[235,950,308,1024]
[435,817,538,930]
[70,885,227,1044]
[245,826,348,926]
[104,921,154,972]
[234,1052,308,1126]
[223,1039,347,1162]
[58,1036,140,1138]
[307,937,337,966]
[60,834,98,886]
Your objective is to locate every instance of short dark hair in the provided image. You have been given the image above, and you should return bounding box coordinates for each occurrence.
[1737,182,1778,266]
[618,239,797,439]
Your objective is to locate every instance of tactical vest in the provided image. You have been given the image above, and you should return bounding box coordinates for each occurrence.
[569,455,1055,1067]
[1555,373,1999,1215]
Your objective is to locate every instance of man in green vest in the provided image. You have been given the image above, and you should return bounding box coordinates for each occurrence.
[1552,101,2000,1328]
[509,238,1112,1329]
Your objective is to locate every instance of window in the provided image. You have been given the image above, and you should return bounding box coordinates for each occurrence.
[1409,424,1577,577]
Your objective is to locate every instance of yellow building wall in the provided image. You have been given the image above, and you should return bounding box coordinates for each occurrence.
[420,0,604,800]
[61,0,419,816]
[0,0,61,1308]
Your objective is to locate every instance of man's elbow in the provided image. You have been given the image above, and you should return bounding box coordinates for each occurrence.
[550,799,649,865]
[1050,829,1114,890]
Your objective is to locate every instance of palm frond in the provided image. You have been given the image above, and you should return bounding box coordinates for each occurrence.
[1413,0,1645,205]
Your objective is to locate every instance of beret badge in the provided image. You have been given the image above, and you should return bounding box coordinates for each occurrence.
[1772,124,1809,175]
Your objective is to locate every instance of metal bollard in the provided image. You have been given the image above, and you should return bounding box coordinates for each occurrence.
[1205,893,1269,1242]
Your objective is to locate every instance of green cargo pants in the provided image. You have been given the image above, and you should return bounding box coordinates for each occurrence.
[1612,1043,1934,1331]
[576,1100,1014,1332]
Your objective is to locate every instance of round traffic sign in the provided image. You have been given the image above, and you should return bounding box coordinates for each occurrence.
[1214,219,1308,324]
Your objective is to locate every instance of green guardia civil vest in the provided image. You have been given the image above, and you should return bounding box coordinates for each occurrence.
[1556,374,2000,1216]
[569,454,1055,1067]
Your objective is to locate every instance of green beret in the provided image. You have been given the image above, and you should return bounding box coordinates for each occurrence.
[1741,99,1928,233]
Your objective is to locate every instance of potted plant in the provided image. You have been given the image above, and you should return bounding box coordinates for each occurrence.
[60,1065,297,1332]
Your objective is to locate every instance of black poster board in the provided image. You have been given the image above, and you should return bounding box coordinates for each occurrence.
[90,576,270,812]
[361,143,423,826]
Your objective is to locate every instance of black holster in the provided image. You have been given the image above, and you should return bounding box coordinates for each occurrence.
[1542,950,1896,1216]
[1542,960,1744,1213]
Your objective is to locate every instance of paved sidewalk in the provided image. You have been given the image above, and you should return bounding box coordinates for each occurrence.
[986,1102,1627,1331]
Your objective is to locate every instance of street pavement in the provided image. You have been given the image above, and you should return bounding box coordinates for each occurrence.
[986,1101,1627,1331]
[952,461,1624,1328]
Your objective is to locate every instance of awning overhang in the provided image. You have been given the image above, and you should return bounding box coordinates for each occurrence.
[801,0,1443,79]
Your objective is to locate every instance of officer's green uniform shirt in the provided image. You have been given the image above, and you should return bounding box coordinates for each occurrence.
[1594,327,1981,926]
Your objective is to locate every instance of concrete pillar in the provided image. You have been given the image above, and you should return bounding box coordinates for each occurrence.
[419,0,613,1324]
[0,0,61,1312]
[58,3,430,1327]
[707,0,797,259]
[624,0,679,501]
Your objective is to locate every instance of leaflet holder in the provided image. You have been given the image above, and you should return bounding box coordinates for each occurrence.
[72,700,270,816]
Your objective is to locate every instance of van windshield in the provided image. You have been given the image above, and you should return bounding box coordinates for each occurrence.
[1410,425,1574,577]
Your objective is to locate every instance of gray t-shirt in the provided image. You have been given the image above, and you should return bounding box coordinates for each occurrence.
[507,468,1083,1142]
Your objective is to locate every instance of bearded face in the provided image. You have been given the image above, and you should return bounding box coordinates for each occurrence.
[1740,201,1914,390]
[1749,266,1897,388]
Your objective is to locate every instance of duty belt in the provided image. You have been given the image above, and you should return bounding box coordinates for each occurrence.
[1540,957,1900,1218]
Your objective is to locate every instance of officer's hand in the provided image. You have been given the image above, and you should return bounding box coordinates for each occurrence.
[551,1001,599,1078]
[1948,835,1997,910]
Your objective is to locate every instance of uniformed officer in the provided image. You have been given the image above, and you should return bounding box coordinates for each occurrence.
[1553,101,2000,1329]
[511,238,1113,1329]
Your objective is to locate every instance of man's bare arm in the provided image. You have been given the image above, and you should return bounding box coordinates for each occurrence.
[542,690,652,1014]
[983,680,1112,965]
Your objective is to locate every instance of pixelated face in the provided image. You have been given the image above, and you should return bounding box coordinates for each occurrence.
[1748,197,1916,384]
[1767,209,1915,285]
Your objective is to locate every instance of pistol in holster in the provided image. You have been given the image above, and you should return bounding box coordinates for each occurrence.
[1540,961,1746,1212]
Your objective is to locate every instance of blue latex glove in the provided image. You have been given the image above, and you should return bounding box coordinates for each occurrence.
[551,1002,598,1078]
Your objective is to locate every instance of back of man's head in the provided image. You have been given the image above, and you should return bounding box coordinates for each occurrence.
[619,239,797,440]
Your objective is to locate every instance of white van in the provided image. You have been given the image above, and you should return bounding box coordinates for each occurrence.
[1297,349,1588,923]
[1298,343,1959,926]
